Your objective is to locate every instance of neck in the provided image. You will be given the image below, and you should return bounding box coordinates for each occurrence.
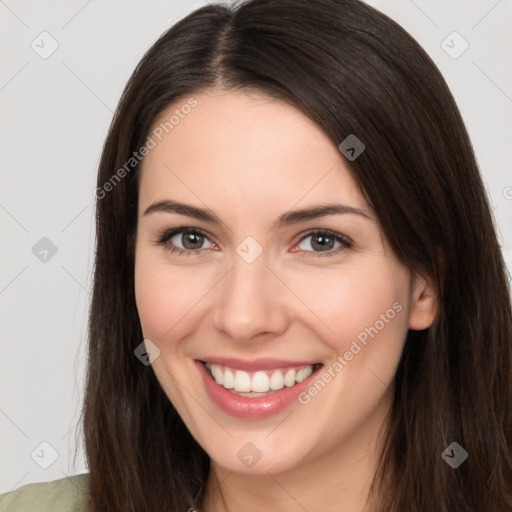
[199,388,392,512]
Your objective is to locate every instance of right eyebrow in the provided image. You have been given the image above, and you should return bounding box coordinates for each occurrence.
[143,200,221,223]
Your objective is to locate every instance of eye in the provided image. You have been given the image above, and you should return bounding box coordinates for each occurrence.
[293,229,352,257]
[154,227,352,258]
[154,227,216,256]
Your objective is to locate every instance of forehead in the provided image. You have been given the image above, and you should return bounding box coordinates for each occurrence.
[138,89,367,214]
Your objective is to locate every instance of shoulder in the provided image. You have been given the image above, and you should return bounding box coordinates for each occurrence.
[0,473,89,512]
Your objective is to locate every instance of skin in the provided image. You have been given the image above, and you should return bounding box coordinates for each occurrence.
[134,87,437,512]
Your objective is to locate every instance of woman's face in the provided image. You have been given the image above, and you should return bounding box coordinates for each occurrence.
[134,88,436,475]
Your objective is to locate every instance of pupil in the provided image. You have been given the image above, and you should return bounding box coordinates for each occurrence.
[312,234,333,251]
[183,232,202,249]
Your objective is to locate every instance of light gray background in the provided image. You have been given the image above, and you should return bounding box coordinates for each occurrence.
[1,0,511,494]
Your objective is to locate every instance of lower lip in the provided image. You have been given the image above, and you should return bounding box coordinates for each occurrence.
[195,360,322,419]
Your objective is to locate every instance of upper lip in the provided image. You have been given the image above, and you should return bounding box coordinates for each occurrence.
[197,357,321,372]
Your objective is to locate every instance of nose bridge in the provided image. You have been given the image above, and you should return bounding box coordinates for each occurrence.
[212,244,288,341]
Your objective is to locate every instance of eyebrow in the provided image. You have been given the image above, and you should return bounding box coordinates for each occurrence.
[143,199,372,228]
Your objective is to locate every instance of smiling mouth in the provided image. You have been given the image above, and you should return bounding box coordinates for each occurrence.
[201,361,323,396]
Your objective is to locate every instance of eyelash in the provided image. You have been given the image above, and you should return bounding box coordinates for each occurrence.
[153,227,352,258]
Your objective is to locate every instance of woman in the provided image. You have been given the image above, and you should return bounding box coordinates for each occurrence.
[1,0,511,510]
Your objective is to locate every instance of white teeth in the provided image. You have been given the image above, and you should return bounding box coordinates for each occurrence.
[284,368,296,387]
[234,370,251,392]
[269,370,284,390]
[295,368,305,383]
[205,363,316,393]
[251,371,270,392]
[296,366,313,382]
[223,368,235,389]
[212,365,223,385]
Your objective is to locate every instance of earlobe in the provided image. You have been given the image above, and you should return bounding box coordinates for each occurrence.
[408,273,438,330]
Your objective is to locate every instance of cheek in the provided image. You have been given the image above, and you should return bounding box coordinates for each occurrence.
[135,279,170,341]
[336,274,409,387]
[135,247,176,340]
[134,250,211,342]
[293,264,408,342]
[290,260,408,386]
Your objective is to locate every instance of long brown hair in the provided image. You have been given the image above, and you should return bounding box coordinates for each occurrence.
[80,0,512,510]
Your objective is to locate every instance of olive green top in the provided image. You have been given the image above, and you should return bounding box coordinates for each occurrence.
[0,474,89,512]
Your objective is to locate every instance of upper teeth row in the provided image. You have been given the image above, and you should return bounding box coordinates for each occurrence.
[205,363,314,392]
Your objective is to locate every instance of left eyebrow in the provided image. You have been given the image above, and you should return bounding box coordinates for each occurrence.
[272,203,372,229]
[142,199,372,227]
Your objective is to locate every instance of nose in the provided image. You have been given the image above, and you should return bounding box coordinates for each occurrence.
[212,249,290,342]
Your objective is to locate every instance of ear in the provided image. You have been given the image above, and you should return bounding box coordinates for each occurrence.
[408,271,438,330]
